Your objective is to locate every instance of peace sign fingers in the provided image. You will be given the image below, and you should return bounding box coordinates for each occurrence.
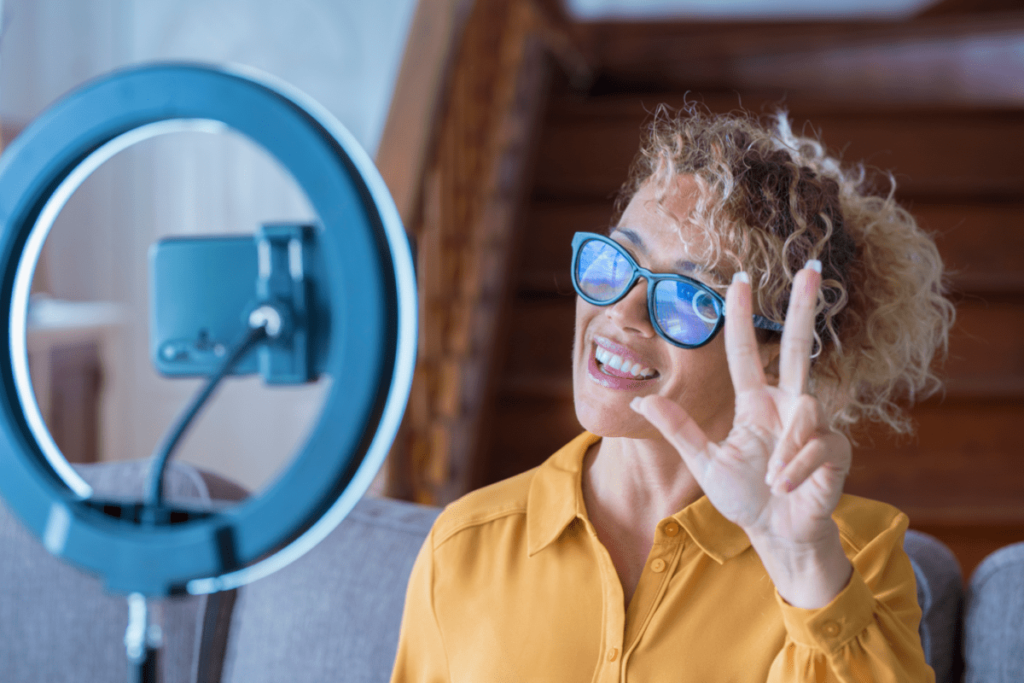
[724,272,769,396]
[778,261,822,397]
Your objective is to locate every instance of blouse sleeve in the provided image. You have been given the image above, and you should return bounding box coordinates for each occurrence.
[390,529,451,683]
[767,511,936,682]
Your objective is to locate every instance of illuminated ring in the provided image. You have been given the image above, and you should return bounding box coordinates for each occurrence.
[691,289,720,325]
[0,63,417,596]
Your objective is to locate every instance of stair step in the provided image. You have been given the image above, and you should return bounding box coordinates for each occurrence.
[533,98,1024,201]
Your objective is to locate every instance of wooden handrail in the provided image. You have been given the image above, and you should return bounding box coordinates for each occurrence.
[379,0,571,504]
[375,0,475,227]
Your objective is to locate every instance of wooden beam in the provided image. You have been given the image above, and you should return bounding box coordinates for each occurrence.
[375,0,475,227]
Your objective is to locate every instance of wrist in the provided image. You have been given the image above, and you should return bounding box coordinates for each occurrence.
[747,523,853,609]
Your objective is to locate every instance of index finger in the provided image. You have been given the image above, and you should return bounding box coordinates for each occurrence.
[778,260,822,396]
[724,271,766,394]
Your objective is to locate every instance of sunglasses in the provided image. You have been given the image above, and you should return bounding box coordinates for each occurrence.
[571,232,783,349]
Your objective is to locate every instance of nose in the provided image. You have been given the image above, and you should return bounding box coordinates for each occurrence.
[606,277,656,338]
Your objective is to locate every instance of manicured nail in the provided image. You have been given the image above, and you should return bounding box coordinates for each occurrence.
[804,259,822,273]
[732,271,749,284]
[630,397,643,412]
[765,467,775,487]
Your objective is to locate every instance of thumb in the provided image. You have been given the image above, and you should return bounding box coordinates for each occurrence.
[632,395,713,476]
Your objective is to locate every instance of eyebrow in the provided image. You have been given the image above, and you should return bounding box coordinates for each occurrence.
[613,227,719,280]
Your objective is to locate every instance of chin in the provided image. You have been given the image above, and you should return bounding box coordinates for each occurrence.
[573,390,659,440]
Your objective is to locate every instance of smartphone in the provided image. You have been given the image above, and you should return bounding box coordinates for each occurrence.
[149,224,329,383]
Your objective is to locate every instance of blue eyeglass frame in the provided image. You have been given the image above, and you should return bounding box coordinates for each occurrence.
[571,232,783,349]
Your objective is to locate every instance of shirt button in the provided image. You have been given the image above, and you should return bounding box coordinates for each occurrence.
[663,522,680,536]
[822,621,841,637]
[607,648,619,662]
[651,558,667,573]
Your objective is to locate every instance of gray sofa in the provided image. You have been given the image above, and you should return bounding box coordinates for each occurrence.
[0,459,1019,682]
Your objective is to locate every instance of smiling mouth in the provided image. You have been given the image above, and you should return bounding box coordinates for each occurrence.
[594,345,659,380]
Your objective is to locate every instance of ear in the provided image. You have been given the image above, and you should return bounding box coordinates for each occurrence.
[759,341,781,386]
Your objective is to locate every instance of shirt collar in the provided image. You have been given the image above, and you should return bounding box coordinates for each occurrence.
[527,431,751,563]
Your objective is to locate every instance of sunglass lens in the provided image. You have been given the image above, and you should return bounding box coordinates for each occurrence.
[576,240,633,302]
[653,279,720,346]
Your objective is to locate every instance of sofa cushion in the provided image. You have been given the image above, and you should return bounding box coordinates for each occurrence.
[904,529,964,683]
[221,495,441,683]
[0,459,247,683]
[964,541,1024,682]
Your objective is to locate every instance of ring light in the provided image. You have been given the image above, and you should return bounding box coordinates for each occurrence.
[0,63,418,597]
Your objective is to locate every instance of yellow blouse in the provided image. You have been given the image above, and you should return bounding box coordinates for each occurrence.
[391,431,934,682]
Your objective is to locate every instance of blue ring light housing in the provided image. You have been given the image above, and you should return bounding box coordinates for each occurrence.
[0,63,418,596]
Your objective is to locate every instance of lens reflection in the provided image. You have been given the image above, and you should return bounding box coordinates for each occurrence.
[653,279,719,345]
[577,240,632,302]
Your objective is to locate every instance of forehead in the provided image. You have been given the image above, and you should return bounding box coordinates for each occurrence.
[615,177,712,274]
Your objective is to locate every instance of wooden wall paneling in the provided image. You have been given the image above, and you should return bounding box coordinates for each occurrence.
[487,393,584,484]
[849,400,1024,516]
[916,203,1024,292]
[386,0,559,505]
[849,399,1024,577]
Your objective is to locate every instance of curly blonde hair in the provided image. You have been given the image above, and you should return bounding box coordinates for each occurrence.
[616,104,955,435]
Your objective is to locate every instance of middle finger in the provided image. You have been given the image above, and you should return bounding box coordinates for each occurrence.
[778,261,822,396]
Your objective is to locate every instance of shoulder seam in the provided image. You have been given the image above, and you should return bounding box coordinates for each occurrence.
[433,505,527,549]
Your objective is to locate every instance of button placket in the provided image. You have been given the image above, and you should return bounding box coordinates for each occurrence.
[621,521,686,666]
[647,521,679,574]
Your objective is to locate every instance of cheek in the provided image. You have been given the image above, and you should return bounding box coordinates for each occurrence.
[664,340,734,414]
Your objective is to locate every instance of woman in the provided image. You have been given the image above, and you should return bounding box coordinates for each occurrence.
[391,106,953,682]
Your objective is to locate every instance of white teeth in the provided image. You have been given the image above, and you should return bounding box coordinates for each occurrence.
[594,344,657,379]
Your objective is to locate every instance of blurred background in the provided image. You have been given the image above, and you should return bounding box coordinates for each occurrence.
[1,0,1022,579]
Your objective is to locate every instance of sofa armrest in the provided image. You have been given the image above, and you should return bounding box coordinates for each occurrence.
[964,541,1024,682]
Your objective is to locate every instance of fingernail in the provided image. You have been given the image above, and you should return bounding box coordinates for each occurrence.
[630,397,643,412]
[732,271,749,284]
[765,467,774,487]
[804,259,822,273]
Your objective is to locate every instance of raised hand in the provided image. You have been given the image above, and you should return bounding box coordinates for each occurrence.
[631,262,853,607]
